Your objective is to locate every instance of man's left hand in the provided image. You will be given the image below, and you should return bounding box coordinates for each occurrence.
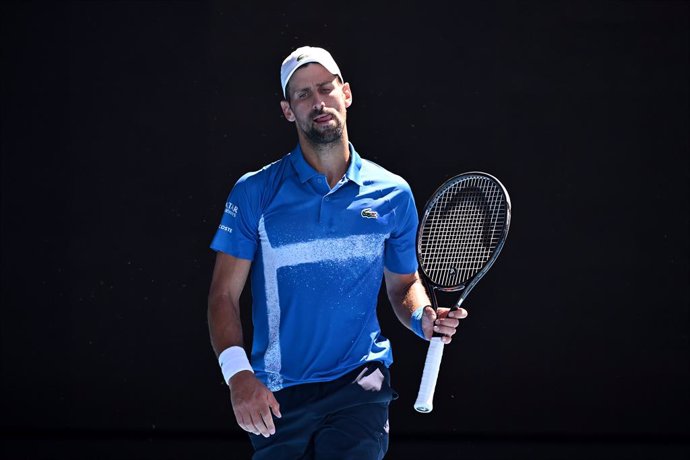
[421,306,468,343]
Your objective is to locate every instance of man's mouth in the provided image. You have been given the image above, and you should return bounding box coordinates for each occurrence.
[313,114,333,123]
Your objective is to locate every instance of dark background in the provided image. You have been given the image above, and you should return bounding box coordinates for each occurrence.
[1,1,687,458]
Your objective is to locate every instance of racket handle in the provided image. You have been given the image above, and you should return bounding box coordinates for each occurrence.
[414,336,445,413]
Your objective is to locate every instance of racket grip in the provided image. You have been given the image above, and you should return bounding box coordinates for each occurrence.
[414,336,446,413]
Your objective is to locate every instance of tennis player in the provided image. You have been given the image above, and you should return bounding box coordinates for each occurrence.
[208,46,467,459]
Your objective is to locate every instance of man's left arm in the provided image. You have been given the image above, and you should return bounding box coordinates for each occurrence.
[383,268,467,343]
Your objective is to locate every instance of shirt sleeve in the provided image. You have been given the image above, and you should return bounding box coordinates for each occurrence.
[210,173,261,260]
[384,181,419,274]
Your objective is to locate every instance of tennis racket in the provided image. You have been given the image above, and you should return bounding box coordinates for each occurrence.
[414,172,511,413]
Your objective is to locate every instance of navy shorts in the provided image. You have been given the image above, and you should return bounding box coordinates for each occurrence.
[249,362,397,460]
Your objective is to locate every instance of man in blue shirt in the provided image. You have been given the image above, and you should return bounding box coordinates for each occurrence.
[208,46,467,459]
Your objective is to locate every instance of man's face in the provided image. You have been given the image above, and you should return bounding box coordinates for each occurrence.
[280,63,352,145]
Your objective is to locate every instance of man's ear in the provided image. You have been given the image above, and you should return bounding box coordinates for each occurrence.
[280,100,296,122]
[342,82,353,109]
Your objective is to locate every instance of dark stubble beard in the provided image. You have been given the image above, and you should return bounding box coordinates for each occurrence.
[306,123,343,145]
[302,110,344,145]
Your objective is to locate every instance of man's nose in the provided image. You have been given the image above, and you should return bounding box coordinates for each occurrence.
[312,100,326,112]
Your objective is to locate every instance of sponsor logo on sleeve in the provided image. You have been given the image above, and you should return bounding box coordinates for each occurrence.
[219,224,233,233]
[224,201,238,217]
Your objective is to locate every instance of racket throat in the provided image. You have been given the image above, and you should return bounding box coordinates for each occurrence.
[427,282,467,312]
[427,283,466,339]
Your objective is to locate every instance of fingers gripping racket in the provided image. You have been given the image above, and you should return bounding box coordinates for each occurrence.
[414,172,511,413]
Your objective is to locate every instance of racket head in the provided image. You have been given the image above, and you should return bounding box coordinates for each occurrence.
[416,172,511,293]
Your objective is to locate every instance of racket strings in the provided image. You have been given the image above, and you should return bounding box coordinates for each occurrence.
[420,176,508,288]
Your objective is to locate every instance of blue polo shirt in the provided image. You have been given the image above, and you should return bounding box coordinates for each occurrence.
[211,143,418,391]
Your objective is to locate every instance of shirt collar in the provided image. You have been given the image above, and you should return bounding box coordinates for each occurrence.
[289,142,364,186]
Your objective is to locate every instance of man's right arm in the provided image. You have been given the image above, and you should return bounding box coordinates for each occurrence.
[207,252,281,437]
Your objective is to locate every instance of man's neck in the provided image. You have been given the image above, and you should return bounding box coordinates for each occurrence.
[299,134,350,188]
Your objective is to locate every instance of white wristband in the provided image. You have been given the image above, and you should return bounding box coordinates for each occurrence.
[218,346,254,384]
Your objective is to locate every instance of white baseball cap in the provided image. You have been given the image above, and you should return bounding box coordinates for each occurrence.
[280,46,343,99]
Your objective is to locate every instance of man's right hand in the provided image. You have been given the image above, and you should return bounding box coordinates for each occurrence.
[229,371,282,437]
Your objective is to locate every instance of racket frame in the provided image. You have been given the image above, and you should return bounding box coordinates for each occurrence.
[414,171,511,413]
